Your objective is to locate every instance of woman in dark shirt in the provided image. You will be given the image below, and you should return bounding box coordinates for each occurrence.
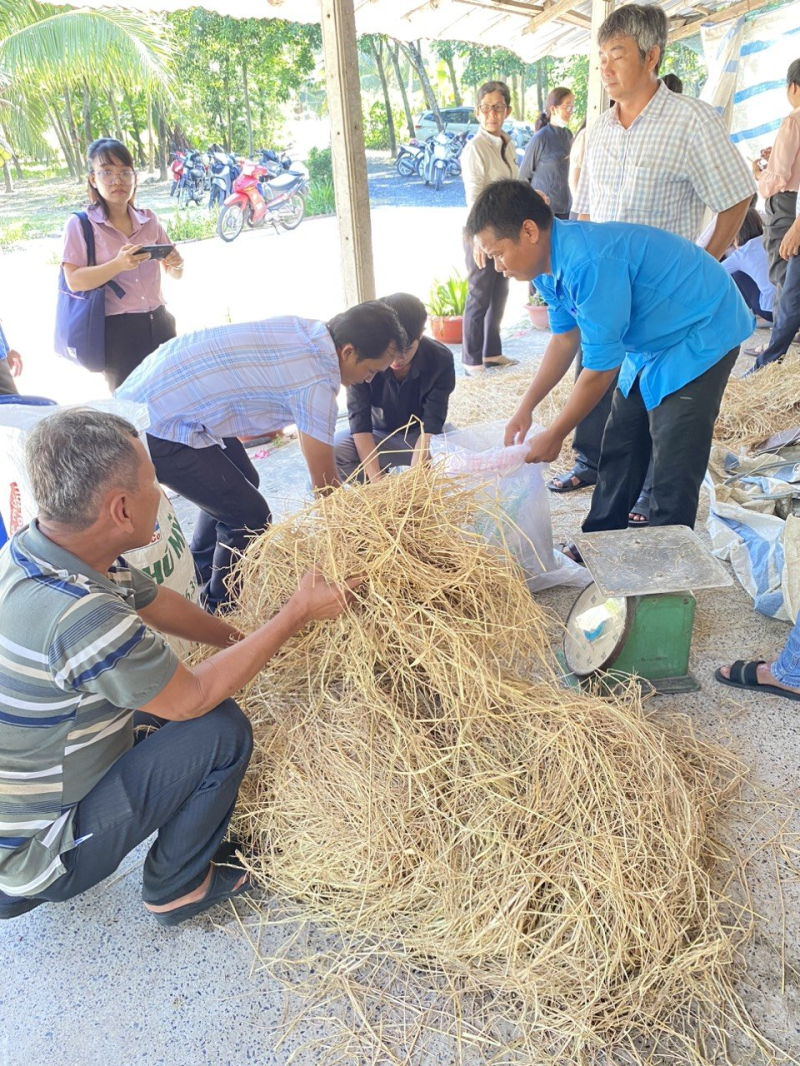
[519,87,574,220]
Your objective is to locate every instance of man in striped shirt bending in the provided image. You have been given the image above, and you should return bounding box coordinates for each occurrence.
[0,409,357,925]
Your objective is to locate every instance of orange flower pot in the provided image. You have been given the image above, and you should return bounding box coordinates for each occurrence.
[429,315,464,345]
[526,304,550,330]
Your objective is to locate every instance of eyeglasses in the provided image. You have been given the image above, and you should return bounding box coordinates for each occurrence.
[558,104,575,113]
[94,169,136,185]
[478,104,507,115]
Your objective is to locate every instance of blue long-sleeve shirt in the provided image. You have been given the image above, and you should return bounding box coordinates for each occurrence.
[0,322,9,361]
[533,218,755,409]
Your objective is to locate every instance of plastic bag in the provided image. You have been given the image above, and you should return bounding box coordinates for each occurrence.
[432,422,589,592]
[704,445,800,622]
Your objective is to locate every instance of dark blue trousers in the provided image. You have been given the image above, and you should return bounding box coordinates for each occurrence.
[754,253,800,369]
[0,700,252,916]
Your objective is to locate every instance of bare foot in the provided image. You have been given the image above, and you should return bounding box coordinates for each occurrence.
[629,511,648,523]
[144,865,248,915]
[718,661,800,695]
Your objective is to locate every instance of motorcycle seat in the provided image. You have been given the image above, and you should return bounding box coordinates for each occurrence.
[268,171,300,190]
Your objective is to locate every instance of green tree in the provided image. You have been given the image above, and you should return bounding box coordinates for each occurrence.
[167,12,316,156]
[662,40,707,97]
[359,34,397,155]
[0,0,172,179]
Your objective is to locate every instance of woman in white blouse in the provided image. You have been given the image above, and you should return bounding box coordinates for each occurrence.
[460,81,519,376]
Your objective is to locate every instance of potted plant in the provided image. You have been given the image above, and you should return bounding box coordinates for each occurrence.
[526,289,550,330]
[428,273,468,344]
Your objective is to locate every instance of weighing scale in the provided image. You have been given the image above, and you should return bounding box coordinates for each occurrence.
[560,526,733,694]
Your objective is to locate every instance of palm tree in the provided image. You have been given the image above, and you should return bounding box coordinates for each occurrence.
[0,0,173,181]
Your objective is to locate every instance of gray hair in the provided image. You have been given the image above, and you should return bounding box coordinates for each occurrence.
[599,3,668,74]
[25,408,141,530]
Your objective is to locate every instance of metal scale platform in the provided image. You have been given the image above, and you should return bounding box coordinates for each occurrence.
[560,526,733,694]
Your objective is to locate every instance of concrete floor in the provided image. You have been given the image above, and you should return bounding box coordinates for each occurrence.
[2,330,799,1065]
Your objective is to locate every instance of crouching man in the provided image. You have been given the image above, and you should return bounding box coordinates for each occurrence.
[0,409,357,925]
[465,180,754,547]
[334,293,456,481]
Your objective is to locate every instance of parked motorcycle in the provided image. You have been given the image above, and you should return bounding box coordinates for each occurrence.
[395,139,425,178]
[216,157,309,242]
[176,148,208,207]
[208,148,241,212]
[421,131,455,192]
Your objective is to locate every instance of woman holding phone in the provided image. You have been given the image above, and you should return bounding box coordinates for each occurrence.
[61,138,184,390]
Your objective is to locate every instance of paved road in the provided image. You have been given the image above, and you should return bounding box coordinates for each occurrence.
[0,155,534,406]
[367,154,466,210]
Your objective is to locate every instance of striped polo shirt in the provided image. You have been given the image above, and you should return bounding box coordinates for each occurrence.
[0,522,177,897]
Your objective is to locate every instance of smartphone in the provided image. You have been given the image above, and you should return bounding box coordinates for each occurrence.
[134,244,174,260]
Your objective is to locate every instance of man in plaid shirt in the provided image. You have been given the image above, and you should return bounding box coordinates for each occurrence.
[550,3,754,519]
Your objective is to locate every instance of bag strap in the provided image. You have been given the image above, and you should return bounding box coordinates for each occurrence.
[74,210,96,266]
[73,210,125,300]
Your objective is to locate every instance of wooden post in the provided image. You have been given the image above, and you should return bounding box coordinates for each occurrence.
[587,0,614,127]
[320,0,375,305]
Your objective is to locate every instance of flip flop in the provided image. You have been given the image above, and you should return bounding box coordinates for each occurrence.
[151,859,250,927]
[547,468,596,493]
[713,659,800,701]
[628,495,650,527]
[483,356,519,369]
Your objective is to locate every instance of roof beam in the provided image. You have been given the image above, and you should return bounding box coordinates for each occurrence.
[523,0,581,34]
[667,0,763,42]
[458,0,544,16]
[558,10,593,27]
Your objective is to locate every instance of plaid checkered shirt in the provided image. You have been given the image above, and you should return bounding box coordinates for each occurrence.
[117,317,341,449]
[574,80,755,238]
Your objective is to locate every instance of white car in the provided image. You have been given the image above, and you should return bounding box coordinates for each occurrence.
[414,106,480,141]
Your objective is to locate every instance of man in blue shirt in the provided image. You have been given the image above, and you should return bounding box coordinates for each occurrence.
[465,179,754,538]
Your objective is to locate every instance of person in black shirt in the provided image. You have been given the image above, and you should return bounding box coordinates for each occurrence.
[335,293,456,482]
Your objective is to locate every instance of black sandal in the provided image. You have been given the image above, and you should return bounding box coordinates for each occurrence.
[547,466,596,494]
[628,494,650,527]
[151,859,250,927]
[713,659,800,701]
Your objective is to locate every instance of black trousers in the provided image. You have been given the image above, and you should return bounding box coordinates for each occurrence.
[462,235,508,367]
[148,434,271,612]
[764,191,797,306]
[104,305,176,391]
[583,348,739,532]
[0,700,252,915]
[571,349,618,477]
[755,251,800,368]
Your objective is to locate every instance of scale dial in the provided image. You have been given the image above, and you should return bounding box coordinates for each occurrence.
[563,582,632,677]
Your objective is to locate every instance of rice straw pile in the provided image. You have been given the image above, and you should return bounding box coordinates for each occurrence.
[448,348,800,459]
[714,350,800,452]
[448,368,575,469]
[225,463,772,1065]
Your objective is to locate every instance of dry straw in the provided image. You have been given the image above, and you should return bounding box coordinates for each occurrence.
[220,463,783,1065]
[448,348,800,459]
[714,350,800,451]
